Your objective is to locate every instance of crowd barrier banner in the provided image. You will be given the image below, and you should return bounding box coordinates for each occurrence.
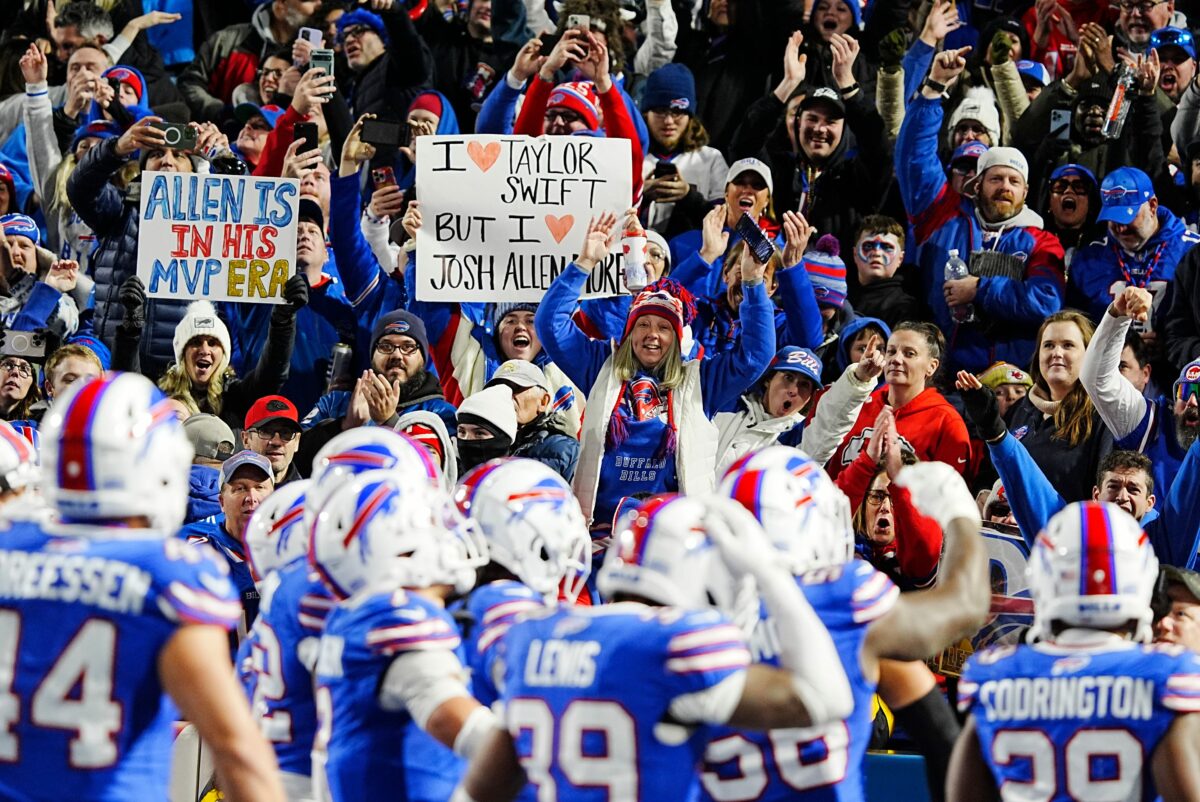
[414,134,635,302]
[137,171,300,304]
[933,524,1034,677]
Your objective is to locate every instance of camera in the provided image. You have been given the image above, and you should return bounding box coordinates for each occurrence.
[150,122,198,151]
[0,329,48,361]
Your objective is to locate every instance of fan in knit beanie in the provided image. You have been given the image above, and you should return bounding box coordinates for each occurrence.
[173,300,232,374]
[546,82,601,131]
[802,235,848,309]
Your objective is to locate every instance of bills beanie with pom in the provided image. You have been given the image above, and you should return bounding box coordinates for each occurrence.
[803,235,848,309]
[173,300,232,373]
[547,81,601,131]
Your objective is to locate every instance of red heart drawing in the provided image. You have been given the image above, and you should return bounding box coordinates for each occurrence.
[545,214,575,244]
[467,141,501,172]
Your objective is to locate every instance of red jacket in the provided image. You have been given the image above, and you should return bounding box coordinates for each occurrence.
[824,385,972,480]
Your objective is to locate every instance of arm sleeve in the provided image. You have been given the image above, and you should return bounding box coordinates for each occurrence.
[726,94,784,162]
[668,250,716,297]
[901,39,935,104]
[877,66,907,144]
[1079,309,1148,440]
[889,484,943,587]
[894,95,951,220]
[9,282,66,331]
[799,364,876,467]
[844,87,890,178]
[513,75,552,135]
[667,671,748,726]
[252,105,303,178]
[475,75,525,135]
[1126,92,1165,176]
[836,448,880,515]
[1156,438,1200,569]
[362,210,400,271]
[634,0,679,77]
[990,60,1030,144]
[22,82,61,204]
[775,266,825,350]
[1165,252,1200,371]
[382,8,434,88]
[65,137,127,234]
[1172,80,1200,152]
[700,281,777,416]
[328,172,388,311]
[598,84,644,199]
[378,649,474,725]
[988,431,1066,546]
[533,263,611,393]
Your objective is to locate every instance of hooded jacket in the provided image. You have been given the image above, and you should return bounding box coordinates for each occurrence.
[849,270,923,332]
[824,385,972,481]
[896,95,1066,374]
[512,411,580,482]
[1069,207,1200,329]
[835,317,892,373]
[186,464,223,525]
[395,409,458,486]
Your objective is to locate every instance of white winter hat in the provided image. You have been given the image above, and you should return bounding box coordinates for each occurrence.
[948,87,1001,148]
[173,300,232,373]
[457,385,518,443]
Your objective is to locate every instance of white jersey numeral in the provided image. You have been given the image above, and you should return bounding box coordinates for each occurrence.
[508,697,639,801]
[701,722,850,800]
[992,727,1142,802]
[250,622,292,743]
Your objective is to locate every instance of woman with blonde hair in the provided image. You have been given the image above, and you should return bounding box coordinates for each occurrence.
[1004,309,1112,501]
[535,212,775,534]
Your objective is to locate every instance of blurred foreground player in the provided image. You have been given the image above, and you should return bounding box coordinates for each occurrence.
[0,373,283,801]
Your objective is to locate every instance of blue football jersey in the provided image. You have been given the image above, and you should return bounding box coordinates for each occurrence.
[315,589,467,802]
[699,560,899,802]
[497,602,752,802]
[959,637,1200,802]
[242,560,333,778]
[461,580,549,709]
[0,519,241,802]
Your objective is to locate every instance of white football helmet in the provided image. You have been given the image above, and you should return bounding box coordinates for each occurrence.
[310,468,488,599]
[306,427,443,530]
[455,458,591,602]
[245,479,311,582]
[39,373,193,532]
[1028,501,1159,643]
[0,420,37,494]
[720,445,854,574]
[597,494,749,616]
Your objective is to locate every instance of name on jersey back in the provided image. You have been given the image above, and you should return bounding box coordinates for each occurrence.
[976,676,1154,722]
[0,548,151,614]
[524,639,600,687]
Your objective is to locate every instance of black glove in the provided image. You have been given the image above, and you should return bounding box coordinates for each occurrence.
[273,272,309,321]
[118,275,145,327]
[961,384,1006,443]
[880,28,908,72]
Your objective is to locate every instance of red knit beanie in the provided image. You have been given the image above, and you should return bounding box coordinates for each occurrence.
[408,92,443,119]
[547,81,600,131]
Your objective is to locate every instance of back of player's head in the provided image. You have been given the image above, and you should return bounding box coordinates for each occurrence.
[306,427,443,532]
[720,445,854,575]
[0,420,37,496]
[245,479,311,582]
[39,372,192,531]
[598,494,748,615]
[1028,501,1158,642]
[309,468,488,600]
[455,457,591,602]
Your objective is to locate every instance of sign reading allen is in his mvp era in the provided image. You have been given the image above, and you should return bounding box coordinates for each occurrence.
[137,172,300,304]
[415,135,634,302]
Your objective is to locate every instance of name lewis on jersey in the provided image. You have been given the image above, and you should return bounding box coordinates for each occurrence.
[524,638,600,688]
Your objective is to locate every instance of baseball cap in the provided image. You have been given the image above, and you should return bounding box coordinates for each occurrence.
[298,197,325,233]
[245,395,301,432]
[234,103,285,130]
[950,140,989,167]
[1097,167,1154,225]
[799,86,846,119]
[724,157,774,195]
[219,450,274,485]
[768,346,823,387]
[1151,27,1196,60]
[1161,565,1200,603]
[486,359,550,393]
[1016,60,1051,87]
[182,414,236,462]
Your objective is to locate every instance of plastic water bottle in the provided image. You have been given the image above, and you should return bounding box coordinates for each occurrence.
[622,229,649,291]
[944,249,975,323]
[1103,63,1135,140]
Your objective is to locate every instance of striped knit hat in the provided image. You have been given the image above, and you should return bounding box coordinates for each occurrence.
[547,81,601,131]
[802,235,848,309]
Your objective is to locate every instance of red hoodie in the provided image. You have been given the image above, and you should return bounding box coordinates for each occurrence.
[824,385,972,480]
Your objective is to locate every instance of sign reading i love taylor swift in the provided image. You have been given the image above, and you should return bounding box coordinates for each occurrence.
[415,135,634,302]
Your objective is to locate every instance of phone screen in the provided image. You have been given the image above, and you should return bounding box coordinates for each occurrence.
[735,213,774,264]
[361,119,404,147]
[294,122,319,154]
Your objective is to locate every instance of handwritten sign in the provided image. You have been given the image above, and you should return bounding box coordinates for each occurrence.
[137,172,300,304]
[415,135,634,302]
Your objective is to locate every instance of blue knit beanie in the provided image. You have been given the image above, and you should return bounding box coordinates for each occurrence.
[641,64,697,115]
[337,9,389,44]
[802,235,848,309]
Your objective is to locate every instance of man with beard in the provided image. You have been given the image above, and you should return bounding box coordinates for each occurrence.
[1084,285,1200,497]
[960,372,1200,567]
[1070,167,1200,333]
[1115,0,1178,55]
[896,46,1065,374]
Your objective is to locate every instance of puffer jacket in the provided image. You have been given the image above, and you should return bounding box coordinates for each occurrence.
[178,3,274,122]
[512,412,580,482]
[66,137,189,378]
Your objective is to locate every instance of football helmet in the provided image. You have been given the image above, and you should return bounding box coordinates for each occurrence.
[597,494,749,617]
[39,373,192,532]
[306,427,443,529]
[455,458,591,602]
[720,445,854,574]
[310,468,488,599]
[0,420,37,494]
[245,479,311,582]
[1028,501,1159,643]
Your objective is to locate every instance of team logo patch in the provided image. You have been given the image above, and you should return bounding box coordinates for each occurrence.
[195,317,215,329]
[629,378,666,421]
[669,97,690,110]
[266,399,289,412]
[780,350,821,374]
[1186,364,1200,382]
[1012,426,1029,440]
[385,321,411,334]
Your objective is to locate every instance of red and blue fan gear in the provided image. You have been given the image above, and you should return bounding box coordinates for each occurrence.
[959,638,1200,801]
[0,520,241,801]
[699,560,898,802]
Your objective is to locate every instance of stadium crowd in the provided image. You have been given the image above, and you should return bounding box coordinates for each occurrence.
[2,0,1200,799]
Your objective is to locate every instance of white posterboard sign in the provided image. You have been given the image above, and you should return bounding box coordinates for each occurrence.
[137,171,300,304]
[415,135,634,302]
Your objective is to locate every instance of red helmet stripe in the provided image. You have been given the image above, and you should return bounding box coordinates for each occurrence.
[57,379,108,492]
[1082,502,1117,597]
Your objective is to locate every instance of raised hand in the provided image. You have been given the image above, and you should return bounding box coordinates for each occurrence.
[1112,285,1153,321]
[774,31,808,101]
[43,259,79,294]
[921,0,961,46]
[895,462,982,529]
[402,200,423,239]
[19,43,47,85]
[854,334,886,382]
[780,210,814,267]
[700,203,730,263]
[338,114,377,177]
[512,35,547,82]
[577,211,619,271]
[829,33,861,89]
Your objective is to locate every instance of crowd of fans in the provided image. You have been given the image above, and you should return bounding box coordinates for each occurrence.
[3,0,1200,795]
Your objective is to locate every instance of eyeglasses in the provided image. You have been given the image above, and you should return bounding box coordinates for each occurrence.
[250,427,299,442]
[0,360,31,378]
[1119,0,1166,14]
[647,246,667,262]
[1051,179,1089,194]
[1177,381,1200,403]
[648,108,688,120]
[544,109,583,125]
[243,119,272,133]
[950,163,977,177]
[259,67,285,79]
[955,122,988,135]
[865,489,890,505]
[339,24,374,42]
[375,340,420,356]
